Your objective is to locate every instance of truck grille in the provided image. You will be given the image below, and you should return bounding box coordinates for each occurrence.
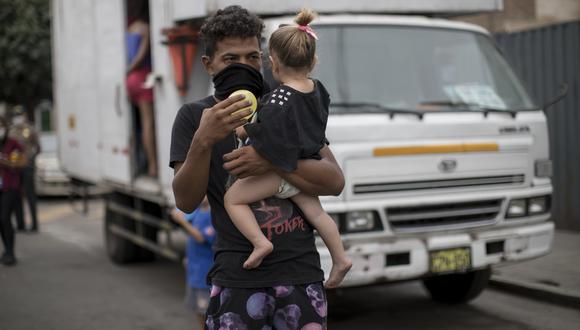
[353,175,524,194]
[386,199,502,232]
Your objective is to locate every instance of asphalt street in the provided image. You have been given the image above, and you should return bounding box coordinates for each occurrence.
[0,199,579,330]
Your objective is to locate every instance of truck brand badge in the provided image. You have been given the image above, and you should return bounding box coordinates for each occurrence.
[499,125,530,134]
[439,159,457,173]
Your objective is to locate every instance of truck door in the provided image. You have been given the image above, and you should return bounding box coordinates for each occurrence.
[52,0,103,183]
[95,0,133,185]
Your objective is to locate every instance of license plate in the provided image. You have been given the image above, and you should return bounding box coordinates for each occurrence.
[430,248,471,274]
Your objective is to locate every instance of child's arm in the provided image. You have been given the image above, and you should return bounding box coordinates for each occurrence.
[170,209,206,244]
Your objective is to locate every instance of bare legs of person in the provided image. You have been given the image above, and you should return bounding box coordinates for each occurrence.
[224,172,352,287]
[291,193,352,289]
[138,100,157,177]
[224,172,279,269]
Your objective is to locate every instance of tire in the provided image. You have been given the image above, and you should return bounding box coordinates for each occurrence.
[422,268,491,304]
[104,206,138,264]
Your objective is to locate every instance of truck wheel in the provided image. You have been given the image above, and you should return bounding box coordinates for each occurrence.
[104,207,138,264]
[422,268,491,304]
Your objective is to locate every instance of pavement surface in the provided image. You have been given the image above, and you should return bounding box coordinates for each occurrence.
[490,230,580,309]
[0,198,192,330]
[0,198,579,330]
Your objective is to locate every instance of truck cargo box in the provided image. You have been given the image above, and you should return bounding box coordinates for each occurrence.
[172,0,503,21]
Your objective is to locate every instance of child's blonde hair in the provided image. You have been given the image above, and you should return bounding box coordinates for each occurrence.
[269,9,317,70]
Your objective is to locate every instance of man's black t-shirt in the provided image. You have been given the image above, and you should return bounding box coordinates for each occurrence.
[169,95,324,288]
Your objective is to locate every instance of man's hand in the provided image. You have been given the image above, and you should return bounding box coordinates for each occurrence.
[223,146,272,178]
[195,94,253,148]
[173,96,250,213]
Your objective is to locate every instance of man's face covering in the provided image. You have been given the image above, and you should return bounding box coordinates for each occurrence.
[212,63,265,100]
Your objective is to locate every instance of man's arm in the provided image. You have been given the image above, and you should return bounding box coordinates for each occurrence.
[223,144,344,196]
[172,95,253,213]
[172,143,211,214]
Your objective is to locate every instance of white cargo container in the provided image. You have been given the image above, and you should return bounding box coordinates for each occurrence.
[52,0,555,302]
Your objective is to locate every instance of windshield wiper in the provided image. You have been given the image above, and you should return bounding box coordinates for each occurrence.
[419,100,540,118]
[330,102,424,118]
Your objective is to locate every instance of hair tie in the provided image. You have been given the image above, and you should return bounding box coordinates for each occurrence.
[297,24,318,40]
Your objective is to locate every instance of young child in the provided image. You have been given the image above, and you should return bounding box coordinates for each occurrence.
[223,9,352,289]
[171,197,215,329]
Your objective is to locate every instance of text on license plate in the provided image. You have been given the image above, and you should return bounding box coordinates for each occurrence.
[430,248,471,274]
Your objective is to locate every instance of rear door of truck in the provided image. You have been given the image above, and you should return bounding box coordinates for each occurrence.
[52,0,132,185]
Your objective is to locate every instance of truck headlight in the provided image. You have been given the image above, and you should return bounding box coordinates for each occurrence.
[346,211,376,232]
[507,199,527,218]
[529,196,550,215]
[506,195,551,219]
[326,211,382,233]
[535,160,553,178]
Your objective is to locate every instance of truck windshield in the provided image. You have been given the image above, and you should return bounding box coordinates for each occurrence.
[311,25,536,113]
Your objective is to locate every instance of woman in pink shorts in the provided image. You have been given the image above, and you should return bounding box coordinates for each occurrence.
[126,0,156,177]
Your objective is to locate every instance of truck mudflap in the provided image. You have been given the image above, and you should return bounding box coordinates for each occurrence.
[319,222,554,287]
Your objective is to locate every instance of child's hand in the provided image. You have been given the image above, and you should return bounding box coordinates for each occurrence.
[235,125,248,140]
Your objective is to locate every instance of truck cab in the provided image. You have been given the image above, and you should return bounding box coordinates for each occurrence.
[261,15,553,301]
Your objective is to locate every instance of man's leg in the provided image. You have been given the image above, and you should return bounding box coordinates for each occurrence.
[205,285,273,330]
[272,282,328,330]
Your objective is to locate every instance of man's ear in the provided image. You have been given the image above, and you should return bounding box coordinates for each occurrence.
[202,55,214,75]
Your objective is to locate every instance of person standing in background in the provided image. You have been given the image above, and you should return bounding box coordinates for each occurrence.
[10,106,40,232]
[171,196,215,330]
[126,0,157,178]
[0,116,27,266]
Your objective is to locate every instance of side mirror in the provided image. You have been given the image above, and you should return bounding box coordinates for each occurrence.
[543,83,568,111]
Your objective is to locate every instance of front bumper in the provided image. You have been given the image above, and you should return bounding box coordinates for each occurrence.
[318,221,554,287]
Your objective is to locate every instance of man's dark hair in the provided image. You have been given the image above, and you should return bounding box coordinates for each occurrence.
[200,5,264,57]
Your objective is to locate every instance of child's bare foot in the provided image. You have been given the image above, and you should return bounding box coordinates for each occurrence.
[324,258,352,289]
[243,240,273,269]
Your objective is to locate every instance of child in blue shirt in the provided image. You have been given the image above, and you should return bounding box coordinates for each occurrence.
[172,196,215,329]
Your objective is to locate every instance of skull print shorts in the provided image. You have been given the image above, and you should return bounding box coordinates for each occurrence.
[205,282,327,330]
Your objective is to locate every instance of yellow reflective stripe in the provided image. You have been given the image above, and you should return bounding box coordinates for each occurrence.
[463,143,499,152]
[373,143,499,157]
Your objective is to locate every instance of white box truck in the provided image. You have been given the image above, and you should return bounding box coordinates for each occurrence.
[52,0,554,303]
